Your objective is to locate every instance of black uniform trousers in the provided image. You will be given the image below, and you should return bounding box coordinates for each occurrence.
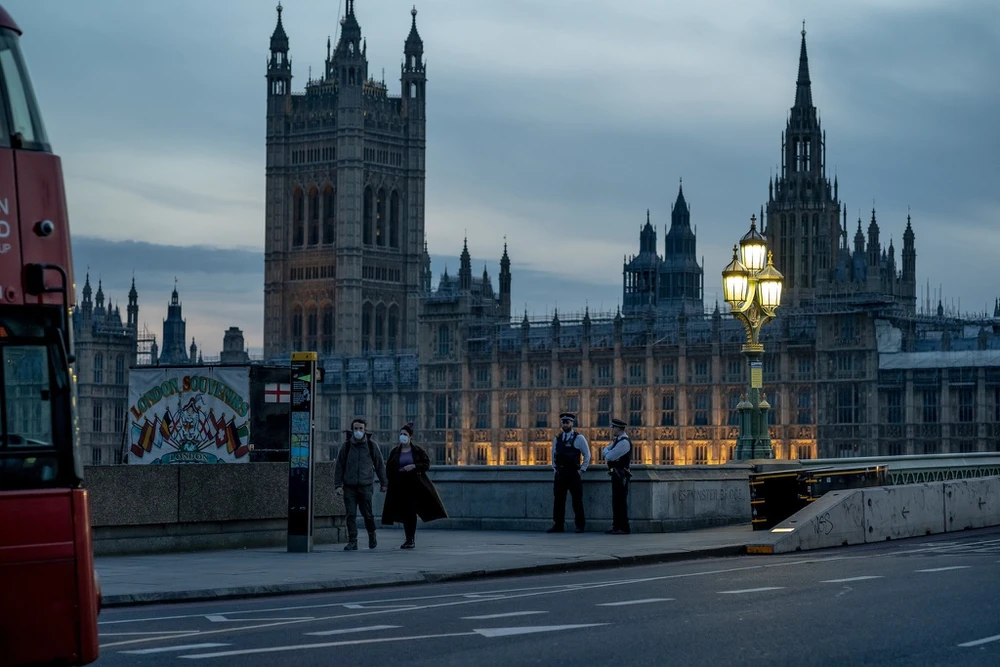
[611,472,630,532]
[553,467,585,530]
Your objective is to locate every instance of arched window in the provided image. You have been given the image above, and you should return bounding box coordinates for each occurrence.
[308,188,319,245]
[389,191,400,248]
[323,185,335,244]
[348,67,355,85]
[376,188,386,246]
[306,306,318,351]
[437,324,451,357]
[322,305,334,355]
[388,304,399,349]
[292,189,304,247]
[93,354,104,384]
[374,304,386,350]
[363,187,373,245]
[361,302,373,353]
[115,355,126,385]
[291,306,303,351]
[410,82,417,98]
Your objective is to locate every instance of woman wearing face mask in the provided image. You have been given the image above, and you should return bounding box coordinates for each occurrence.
[381,423,448,549]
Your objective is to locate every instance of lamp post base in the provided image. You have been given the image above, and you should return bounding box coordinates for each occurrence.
[734,347,774,461]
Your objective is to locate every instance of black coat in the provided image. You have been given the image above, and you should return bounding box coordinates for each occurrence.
[381,444,448,525]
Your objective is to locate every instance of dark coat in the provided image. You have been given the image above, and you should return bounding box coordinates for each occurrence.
[381,444,448,525]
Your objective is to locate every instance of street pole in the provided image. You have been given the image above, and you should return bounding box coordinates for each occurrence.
[722,215,784,461]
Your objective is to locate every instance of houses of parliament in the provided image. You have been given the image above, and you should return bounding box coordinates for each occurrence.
[75,5,1000,467]
[260,4,1000,466]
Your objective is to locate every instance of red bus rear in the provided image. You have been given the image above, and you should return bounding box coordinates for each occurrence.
[0,5,100,666]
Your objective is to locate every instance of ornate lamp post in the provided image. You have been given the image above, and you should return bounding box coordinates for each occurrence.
[722,215,784,460]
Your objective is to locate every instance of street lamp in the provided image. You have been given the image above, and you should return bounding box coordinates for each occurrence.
[722,215,784,460]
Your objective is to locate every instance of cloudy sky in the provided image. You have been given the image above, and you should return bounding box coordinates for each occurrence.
[6,0,998,355]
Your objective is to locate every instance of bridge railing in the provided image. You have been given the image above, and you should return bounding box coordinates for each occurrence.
[806,452,1000,485]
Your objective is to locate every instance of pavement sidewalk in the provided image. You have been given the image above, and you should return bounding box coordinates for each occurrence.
[95,524,753,607]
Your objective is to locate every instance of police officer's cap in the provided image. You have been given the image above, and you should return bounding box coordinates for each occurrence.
[559,412,577,424]
[611,418,627,428]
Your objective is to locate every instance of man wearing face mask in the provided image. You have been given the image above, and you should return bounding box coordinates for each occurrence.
[547,412,591,533]
[334,418,388,551]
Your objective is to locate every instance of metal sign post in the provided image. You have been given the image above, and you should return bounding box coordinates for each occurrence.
[287,351,317,553]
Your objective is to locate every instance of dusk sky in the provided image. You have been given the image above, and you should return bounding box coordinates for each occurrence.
[6,0,998,356]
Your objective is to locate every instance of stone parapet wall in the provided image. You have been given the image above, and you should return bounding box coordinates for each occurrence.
[85,463,754,555]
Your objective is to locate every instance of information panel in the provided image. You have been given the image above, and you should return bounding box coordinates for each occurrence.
[287,352,317,553]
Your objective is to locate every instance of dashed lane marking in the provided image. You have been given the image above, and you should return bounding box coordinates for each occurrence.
[915,566,972,573]
[718,587,785,595]
[462,611,548,620]
[820,576,884,583]
[597,598,674,607]
[179,625,607,659]
[306,625,400,637]
[122,644,229,655]
[958,633,1000,648]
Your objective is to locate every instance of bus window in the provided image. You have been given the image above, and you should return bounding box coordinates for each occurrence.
[0,28,49,150]
[2,345,54,447]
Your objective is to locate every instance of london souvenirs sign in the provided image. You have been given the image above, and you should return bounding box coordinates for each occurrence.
[127,366,251,464]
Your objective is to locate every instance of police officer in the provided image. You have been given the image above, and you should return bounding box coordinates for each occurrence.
[602,418,632,535]
[547,412,591,533]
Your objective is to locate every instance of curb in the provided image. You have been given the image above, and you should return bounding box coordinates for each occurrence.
[100,544,746,608]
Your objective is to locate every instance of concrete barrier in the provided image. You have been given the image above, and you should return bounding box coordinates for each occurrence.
[748,475,1000,554]
[747,489,866,554]
[862,484,945,543]
[85,463,753,554]
[944,478,1000,531]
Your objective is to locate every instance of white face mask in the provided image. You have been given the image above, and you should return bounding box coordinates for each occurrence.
[353,430,364,440]
[399,434,410,445]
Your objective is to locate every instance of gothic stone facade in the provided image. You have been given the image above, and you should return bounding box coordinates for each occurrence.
[298,23,997,465]
[72,275,139,466]
[263,2,430,360]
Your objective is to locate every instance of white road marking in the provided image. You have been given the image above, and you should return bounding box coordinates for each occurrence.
[718,587,785,595]
[473,624,606,638]
[462,611,548,620]
[958,633,1000,648]
[343,603,417,610]
[101,564,765,650]
[180,634,471,658]
[306,624,400,636]
[915,566,972,573]
[180,625,606,659]
[207,614,316,622]
[597,598,674,607]
[123,644,229,655]
[820,576,884,584]
[101,630,198,639]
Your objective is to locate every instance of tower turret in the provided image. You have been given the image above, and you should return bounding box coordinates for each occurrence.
[867,208,881,267]
[902,214,916,281]
[402,6,425,117]
[764,25,842,305]
[499,242,512,319]
[127,276,139,331]
[81,272,93,321]
[267,3,291,102]
[459,237,472,291]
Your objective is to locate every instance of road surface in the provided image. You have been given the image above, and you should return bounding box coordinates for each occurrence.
[94,528,1000,666]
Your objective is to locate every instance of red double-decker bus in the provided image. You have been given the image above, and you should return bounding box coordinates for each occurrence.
[0,4,100,666]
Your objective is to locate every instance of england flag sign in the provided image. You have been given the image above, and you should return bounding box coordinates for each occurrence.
[264,383,291,404]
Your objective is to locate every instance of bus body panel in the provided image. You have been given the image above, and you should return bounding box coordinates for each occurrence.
[0,489,83,665]
[72,489,100,663]
[14,151,74,306]
[0,149,24,305]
